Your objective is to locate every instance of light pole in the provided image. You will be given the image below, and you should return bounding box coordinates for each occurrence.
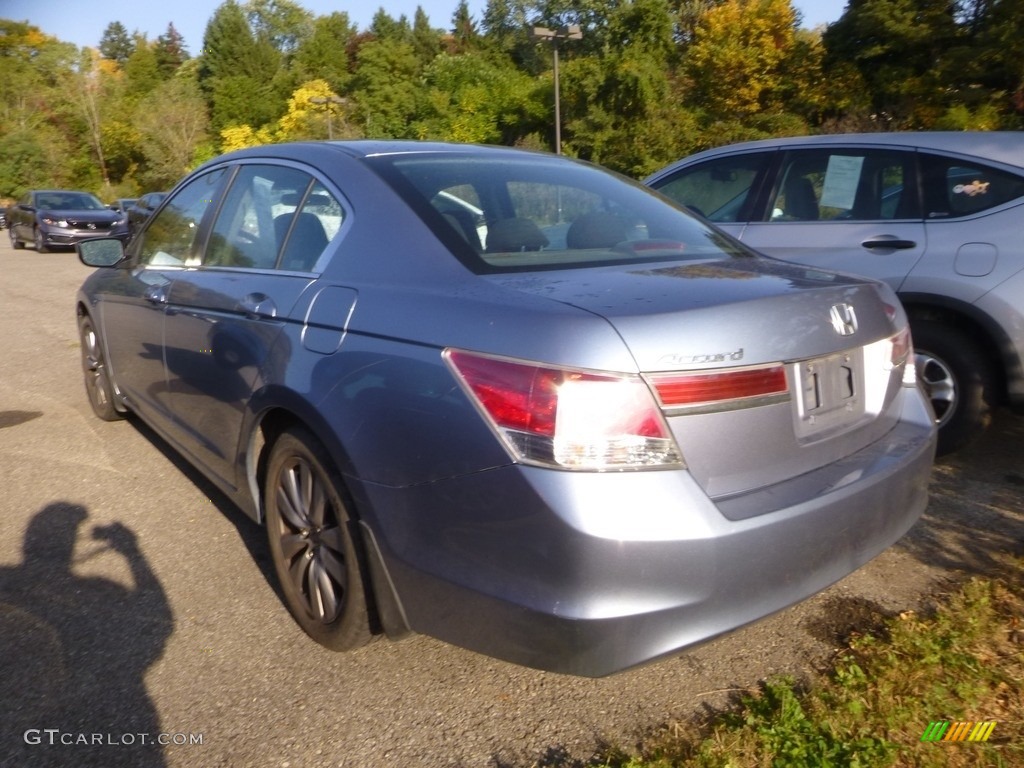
[309,95,346,140]
[531,24,582,155]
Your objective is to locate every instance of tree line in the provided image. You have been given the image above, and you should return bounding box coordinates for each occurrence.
[1,0,1021,202]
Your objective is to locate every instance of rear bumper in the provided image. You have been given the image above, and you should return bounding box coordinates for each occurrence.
[357,386,936,677]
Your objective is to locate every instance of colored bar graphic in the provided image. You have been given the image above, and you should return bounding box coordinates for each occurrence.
[968,722,997,742]
[920,721,997,742]
[921,722,949,742]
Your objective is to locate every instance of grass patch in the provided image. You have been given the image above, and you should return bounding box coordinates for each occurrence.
[588,557,1023,768]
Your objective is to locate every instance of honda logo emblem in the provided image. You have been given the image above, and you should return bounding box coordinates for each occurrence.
[829,303,858,336]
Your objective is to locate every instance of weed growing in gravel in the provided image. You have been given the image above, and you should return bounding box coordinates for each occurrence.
[590,557,1023,768]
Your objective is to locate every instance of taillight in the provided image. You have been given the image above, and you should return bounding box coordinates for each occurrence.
[648,365,789,413]
[881,305,916,385]
[445,349,682,470]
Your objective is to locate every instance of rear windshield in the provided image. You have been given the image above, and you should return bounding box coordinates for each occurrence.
[367,153,753,273]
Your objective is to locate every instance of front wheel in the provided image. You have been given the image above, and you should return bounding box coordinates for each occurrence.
[78,313,123,421]
[912,320,994,456]
[263,427,373,651]
[34,228,49,253]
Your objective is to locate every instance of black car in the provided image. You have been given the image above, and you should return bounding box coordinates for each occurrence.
[8,190,121,253]
[124,192,168,238]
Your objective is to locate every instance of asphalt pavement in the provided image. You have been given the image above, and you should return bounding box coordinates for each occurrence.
[1,235,1021,768]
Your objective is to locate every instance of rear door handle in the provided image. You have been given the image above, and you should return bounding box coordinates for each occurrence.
[862,237,917,250]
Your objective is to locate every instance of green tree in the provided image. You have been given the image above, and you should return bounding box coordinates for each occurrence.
[412,7,443,66]
[98,22,134,65]
[822,0,961,128]
[292,12,358,93]
[244,0,314,53]
[450,0,482,52]
[351,37,421,137]
[200,0,285,131]
[369,8,411,41]
[122,35,163,97]
[135,76,211,187]
[560,0,690,174]
[414,52,541,144]
[154,23,190,77]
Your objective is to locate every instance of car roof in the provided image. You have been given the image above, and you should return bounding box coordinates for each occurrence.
[211,140,558,166]
[653,132,1024,176]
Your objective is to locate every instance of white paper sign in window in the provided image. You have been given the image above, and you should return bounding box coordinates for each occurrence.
[820,155,865,210]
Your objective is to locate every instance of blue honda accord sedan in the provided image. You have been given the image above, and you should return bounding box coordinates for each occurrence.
[76,141,936,676]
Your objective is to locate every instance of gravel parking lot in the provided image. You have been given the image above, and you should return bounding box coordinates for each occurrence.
[1,237,1021,768]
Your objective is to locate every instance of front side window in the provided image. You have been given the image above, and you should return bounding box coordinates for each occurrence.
[652,153,772,222]
[138,169,227,267]
[919,152,1024,218]
[768,149,916,222]
[205,164,342,271]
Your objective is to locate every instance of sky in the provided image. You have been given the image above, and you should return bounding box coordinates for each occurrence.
[3,0,848,54]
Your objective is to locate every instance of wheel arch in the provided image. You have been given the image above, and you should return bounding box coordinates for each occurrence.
[899,293,1012,405]
[244,398,411,639]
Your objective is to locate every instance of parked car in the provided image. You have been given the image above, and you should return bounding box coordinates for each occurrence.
[107,198,137,239]
[124,192,167,238]
[108,197,138,214]
[645,132,1024,455]
[8,189,122,252]
[76,141,935,676]
[0,206,6,229]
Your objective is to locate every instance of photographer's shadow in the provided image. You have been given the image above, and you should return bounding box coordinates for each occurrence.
[0,502,172,767]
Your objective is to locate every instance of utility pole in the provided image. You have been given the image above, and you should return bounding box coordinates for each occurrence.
[531,25,582,155]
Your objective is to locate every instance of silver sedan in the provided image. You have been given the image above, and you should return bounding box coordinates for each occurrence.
[76,141,936,676]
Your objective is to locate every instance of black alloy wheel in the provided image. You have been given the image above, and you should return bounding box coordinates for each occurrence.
[263,427,373,651]
[78,313,123,422]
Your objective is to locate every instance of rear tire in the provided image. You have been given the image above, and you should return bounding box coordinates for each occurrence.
[263,427,373,651]
[10,227,23,249]
[912,320,993,456]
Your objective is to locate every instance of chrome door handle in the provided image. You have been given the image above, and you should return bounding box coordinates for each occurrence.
[238,293,277,318]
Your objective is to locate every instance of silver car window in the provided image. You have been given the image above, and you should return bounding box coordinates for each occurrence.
[654,153,772,222]
[919,152,1024,218]
[769,149,915,222]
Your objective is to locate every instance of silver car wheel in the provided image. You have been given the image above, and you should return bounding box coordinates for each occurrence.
[915,350,956,426]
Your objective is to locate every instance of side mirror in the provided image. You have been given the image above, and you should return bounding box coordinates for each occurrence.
[78,237,126,267]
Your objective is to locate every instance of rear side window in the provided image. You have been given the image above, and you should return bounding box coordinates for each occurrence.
[768,149,916,222]
[204,165,343,271]
[919,153,1024,218]
[652,153,771,222]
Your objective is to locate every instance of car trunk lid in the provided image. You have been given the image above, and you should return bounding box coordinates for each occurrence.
[488,258,912,500]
